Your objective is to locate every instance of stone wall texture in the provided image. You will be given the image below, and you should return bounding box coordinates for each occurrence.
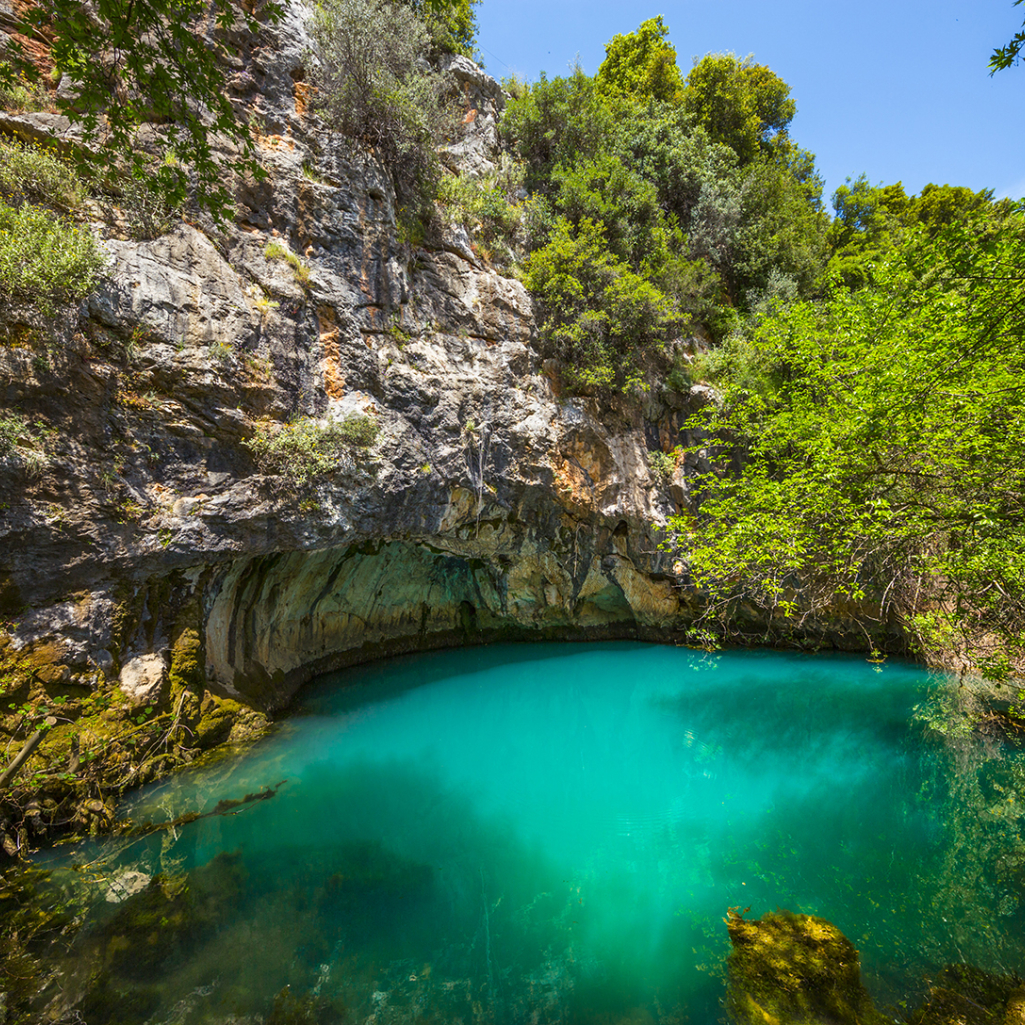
[0,4,888,714]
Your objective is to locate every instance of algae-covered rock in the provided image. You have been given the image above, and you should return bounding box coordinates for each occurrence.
[909,964,1023,1025]
[95,850,246,980]
[1006,986,1025,1025]
[726,908,889,1025]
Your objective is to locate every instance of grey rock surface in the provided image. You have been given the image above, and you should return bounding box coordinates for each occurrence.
[0,2,881,717]
[118,654,168,706]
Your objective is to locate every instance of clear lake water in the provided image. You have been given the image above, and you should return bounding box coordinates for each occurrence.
[39,642,1025,1024]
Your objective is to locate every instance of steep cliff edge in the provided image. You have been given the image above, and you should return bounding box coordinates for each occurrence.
[0,4,883,751]
[2,8,694,719]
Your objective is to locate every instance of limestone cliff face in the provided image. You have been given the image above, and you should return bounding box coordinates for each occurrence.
[0,5,720,713]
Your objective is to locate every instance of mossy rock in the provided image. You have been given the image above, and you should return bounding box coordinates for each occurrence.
[168,593,205,700]
[97,851,246,981]
[909,965,1024,1025]
[192,710,234,748]
[169,626,202,692]
[726,909,889,1025]
[192,693,268,749]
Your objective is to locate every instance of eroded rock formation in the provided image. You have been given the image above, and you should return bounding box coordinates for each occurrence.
[0,3,713,719]
[0,2,892,731]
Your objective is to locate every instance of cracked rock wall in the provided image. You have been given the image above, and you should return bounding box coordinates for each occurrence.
[0,4,715,712]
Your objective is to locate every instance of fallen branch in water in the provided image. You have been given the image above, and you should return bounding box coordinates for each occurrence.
[124,779,289,837]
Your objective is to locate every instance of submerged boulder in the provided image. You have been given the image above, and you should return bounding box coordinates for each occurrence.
[910,964,1024,1025]
[726,908,889,1025]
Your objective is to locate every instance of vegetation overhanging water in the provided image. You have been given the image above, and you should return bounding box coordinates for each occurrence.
[29,643,1025,1023]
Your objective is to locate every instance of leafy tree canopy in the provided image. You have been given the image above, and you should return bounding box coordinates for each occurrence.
[400,0,481,59]
[524,217,683,392]
[826,176,1012,289]
[500,65,619,195]
[502,21,826,387]
[682,54,795,165]
[595,16,685,104]
[0,0,285,219]
[675,208,1025,674]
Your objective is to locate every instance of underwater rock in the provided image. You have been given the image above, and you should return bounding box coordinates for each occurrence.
[725,908,889,1025]
[1006,986,1025,1025]
[93,851,246,980]
[103,869,151,904]
[910,964,1024,1025]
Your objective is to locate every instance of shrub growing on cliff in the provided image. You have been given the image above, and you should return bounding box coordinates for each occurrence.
[2,0,286,222]
[0,139,85,211]
[525,217,681,391]
[437,154,524,266]
[246,413,380,488]
[0,72,53,113]
[309,0,454,222]
[0,200,107,314]
[264,242,312,290]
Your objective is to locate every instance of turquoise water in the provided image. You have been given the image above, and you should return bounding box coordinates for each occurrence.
[45,644,1025,1023]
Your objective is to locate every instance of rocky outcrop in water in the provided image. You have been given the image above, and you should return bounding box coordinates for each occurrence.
[726,910,1025,1025]
[726,909,890,1025]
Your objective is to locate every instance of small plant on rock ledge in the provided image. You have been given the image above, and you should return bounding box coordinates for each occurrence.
[0,414,48,475]
[209,339,236,365]
[264,241,312,291]
[648,447,681,484]
[0,138,85,211]
[245,412,380,489]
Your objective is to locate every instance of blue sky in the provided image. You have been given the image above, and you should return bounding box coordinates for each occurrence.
[475,0,1025,206]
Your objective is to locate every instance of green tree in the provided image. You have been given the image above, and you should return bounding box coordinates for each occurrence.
[674,211,1025,672]
[595,16,685,104]
[687,144,827,309]
[907,182,1009,231]
[733,152,828,301]
[552,151,672,272]
[401,0,480,58]
[0,0,284,219]
[525,217,681,391]
[825,176,909,289]
[500,66,619,197]
[620,107,736,225]
[990,0,1025,70]
[682,54,795,165]
[826,177,1009,289]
